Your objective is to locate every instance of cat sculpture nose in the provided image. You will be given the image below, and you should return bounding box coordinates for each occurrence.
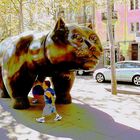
[88,45,103,60]
[84,40,91,48]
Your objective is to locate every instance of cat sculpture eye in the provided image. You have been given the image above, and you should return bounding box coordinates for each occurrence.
[89,34,97,42]
[72,33,79,39]
[72,33,83,43]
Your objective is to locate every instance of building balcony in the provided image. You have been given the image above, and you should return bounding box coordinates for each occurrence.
[77,16,86,24]
[101,11,118,24]
[77,15,93,25]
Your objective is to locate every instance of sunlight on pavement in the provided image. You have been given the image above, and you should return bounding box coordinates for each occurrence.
[0,105,73,140]
[71,77,140,131]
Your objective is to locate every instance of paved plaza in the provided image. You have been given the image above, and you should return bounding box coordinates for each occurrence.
[0,76,140,140]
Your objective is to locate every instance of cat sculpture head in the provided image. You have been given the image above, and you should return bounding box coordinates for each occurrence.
[45,18,103,70]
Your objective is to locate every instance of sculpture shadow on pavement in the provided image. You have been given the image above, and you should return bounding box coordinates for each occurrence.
[0,97,140,140]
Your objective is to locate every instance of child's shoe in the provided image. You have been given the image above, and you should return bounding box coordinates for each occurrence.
[36,117,45,123]
[54,115,62,121]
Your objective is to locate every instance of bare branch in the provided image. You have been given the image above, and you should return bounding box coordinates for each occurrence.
[10,0,19,13]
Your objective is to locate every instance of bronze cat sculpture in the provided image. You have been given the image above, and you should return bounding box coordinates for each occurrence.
[0,18,103,109]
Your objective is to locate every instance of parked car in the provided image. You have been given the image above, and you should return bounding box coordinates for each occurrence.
[76,70,94,76]
[93,61,140,86]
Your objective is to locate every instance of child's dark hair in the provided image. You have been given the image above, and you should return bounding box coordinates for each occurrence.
[44,80,51,87]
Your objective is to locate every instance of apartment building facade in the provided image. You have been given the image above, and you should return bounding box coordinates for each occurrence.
[96,0,140,65]
[64,0,140,66]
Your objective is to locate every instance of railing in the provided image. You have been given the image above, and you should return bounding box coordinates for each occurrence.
[102,11,118,23]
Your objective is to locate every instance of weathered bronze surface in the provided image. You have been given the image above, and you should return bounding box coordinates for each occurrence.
[0,18,103,109]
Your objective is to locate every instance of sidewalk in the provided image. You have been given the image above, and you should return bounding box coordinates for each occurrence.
[0,78,140,140]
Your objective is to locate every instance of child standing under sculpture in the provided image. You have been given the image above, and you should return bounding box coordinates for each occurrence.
[36,80,62,123]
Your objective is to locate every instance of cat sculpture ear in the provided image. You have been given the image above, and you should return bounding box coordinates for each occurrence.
[54,18,65,31]
[52,18,69,44]
[88,23,93,29]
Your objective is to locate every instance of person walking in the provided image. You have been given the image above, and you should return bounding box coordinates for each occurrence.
[36,80,62,123]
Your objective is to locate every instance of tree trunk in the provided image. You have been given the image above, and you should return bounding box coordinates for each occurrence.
[83,0,87,26]
[92,2,95,30]
[107,0,117,95]
[19,0,24,33]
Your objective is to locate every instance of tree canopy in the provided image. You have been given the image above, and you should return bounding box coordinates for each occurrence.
[0,0,128,41]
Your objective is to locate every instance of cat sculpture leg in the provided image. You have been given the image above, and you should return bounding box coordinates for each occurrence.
[51,71,75,104]
[0,67,9,98]
[2,65,36,109]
